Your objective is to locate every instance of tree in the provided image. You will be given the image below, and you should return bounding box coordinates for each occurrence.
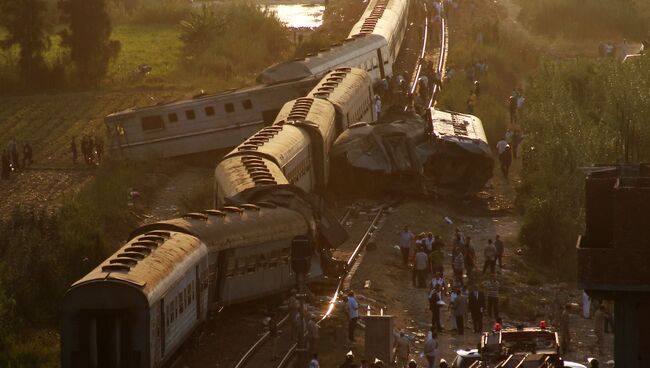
[0,0,50,85]
[58,0,121,86]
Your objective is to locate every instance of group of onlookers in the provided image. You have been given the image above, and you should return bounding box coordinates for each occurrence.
[1,137,33,180]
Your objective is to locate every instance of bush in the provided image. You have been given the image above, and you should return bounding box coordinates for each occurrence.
[517,56,650,274]
[180,2,292,79]
[517,0,650,39]
[109,0,192,25]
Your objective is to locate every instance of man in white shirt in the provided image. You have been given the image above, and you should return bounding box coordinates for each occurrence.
[347,291,359,342]
[374,95,382,119]
[398,226,415,266]
[424,330,439,368]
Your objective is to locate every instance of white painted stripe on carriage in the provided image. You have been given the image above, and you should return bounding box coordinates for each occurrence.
[115,120,265,148]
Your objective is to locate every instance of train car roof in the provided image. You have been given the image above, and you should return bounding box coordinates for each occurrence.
[71,231,206,299]
[308,68,372,109]
[215,154,289,197]
[348,0,408,39]
[105,77,317,120]
[430,109,489,145]
[134,205,310,253]
[273,97,337,137]
[258,34,387,84]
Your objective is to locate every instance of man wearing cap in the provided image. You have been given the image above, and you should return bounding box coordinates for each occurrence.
[424,329,439,368]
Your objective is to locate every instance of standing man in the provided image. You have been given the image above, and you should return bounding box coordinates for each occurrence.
[508,95,517,126]
[560,304,572,354]
[347,291,359,343]
[452,248,464,287]
[485,273,500,319]
[374,95,382,120]
[463,237,476,283]
[394,331,411,368]
[424,329,439,368]
[414,247,429,288]
[398,226,415,267]
[307,314,320,354]
[453,288,468,335]
[429,245,444,277]
[71,137,78,164]
[429,284,443,332]
[468,284,485,333]
[22,142,33,168]
[267,313,280,361]
[483,239,497,275]
[494,235,504,269]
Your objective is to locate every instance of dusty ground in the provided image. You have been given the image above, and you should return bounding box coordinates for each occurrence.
[329,157,614,366]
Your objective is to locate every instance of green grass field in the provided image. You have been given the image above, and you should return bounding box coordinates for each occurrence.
[0,25,184,85]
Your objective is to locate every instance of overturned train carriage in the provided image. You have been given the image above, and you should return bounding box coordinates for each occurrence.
[105,78,318,161]
[61,203,336,368]
[330,108,493,197]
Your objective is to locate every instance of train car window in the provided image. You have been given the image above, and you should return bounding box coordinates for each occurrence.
[225,258,235,278]
[186,286,191,306]
[185,109,196,120]
[205,106,215,116]
[168,113,178,123]
[247,256,256,274]
[141,115,164,132]
[243,100,253,110]
[179,294,183,314]
[225,103,235,113]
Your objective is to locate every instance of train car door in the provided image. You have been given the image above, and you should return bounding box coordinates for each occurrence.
[195,266,201,320]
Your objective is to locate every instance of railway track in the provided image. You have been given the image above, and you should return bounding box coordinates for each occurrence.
[233,204,387,368]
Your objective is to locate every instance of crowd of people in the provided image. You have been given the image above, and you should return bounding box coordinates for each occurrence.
[70,135,104,166]
[1,137,33,180]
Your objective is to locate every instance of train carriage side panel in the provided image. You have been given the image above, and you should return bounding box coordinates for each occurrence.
[308,68,375,131]
[61,232,207,368]
[272,98,338,190]
[104,78,318,161]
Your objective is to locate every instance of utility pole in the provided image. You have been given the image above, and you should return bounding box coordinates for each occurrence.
[291,235,313,368]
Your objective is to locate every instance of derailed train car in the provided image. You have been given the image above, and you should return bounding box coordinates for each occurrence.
[61,200,344,368]
[215,68,375,207]
[330,108,494,196]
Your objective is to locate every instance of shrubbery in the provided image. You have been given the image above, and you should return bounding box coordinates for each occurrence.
[180,3,292,79]
[108,0,192,25]
[517,0,649,39]
[517,55,650,273]
[0,160,143,365]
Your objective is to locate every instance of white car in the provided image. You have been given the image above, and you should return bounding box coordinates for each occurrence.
[451,349,587,368]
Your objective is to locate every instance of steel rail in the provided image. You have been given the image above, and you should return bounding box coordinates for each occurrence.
[427,3,449,109]
[232,205,369,368]
[274,205,386,368]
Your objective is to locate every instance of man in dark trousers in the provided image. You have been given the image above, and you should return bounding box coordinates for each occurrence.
[428,284,443,332]
[71,137,78,164]
[22,142,33,168]
[468,284,485,333]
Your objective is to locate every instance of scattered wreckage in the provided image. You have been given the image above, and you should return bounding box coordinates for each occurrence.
[330,107,493,197]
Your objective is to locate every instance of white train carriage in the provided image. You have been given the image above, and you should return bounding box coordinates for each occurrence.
[104,78,318,161]
[258,34,391,86]
[348,0,411,64]
[307,68,376,131]
[62,204,321,368]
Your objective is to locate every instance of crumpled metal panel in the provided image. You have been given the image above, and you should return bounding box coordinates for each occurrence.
[331,108,494,196]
